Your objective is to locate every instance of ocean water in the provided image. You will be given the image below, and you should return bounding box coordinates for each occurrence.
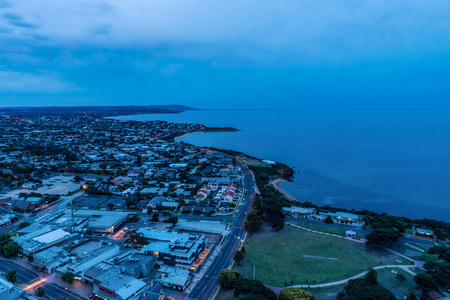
[115,109,450,221]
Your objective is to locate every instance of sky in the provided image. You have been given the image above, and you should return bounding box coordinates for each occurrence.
[0,0,449,109]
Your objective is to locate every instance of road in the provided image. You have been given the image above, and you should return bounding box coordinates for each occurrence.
[0,259,40,284]
[41,283,87,300]
[186,157,255,300]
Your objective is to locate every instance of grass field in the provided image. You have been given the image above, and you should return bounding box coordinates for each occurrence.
[234,225,408,286]
[294,221,346,236]
[376,268,416,299]
[216,268,415,300]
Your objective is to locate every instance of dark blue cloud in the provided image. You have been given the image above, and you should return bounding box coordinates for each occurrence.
[2,12,36,28]
[0,0,449,108]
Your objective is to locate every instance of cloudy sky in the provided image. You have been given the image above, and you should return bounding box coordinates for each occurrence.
[0,0,449,108]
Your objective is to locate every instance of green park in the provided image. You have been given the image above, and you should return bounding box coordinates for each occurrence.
[233,224,409,286]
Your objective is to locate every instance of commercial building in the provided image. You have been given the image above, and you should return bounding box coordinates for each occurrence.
[0,277,30,300]
[13,228,81,256]
[138,229,206,269]
[32,246,68,272]
[63,245,120,276]
[157,266,191,291]
[118,253,156,278]
[73,210,131,234]
[92,267,148,300]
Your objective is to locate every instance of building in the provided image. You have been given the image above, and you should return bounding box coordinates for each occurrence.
[118,253,156,278]
[157,266,191,291]
[138,229,206,269]
[415,227,434,237]
[12,200,35,212]
[73,210,130,234]
[345,230,356,238]
[13,228,81,256]
[0,277,29,300]
[63,245,120,276]
[93,267,148,300]
[282,206,315,215]
[141,283,165,300]
[32,246,68,272]
[319,212,361,224]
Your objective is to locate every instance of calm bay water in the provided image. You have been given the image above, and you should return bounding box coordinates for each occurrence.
[115,109,450,221]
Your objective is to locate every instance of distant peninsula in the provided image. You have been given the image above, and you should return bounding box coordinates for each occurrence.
[0,104,199,117]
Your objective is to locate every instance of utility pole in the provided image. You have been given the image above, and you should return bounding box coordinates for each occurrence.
[71,200,75,233]
[253,264,255,280]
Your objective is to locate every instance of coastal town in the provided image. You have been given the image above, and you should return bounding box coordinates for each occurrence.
[0,108,449,300]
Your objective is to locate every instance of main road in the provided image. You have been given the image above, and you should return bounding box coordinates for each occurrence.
[186,158,256,300]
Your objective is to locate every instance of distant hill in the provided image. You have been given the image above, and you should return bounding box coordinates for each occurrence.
[0,105,198,117]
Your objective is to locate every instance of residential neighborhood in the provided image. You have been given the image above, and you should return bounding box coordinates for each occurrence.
[0,111,248,300]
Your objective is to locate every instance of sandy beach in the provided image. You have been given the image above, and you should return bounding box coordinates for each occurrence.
[271,178,299,202]
[174,131,201,141]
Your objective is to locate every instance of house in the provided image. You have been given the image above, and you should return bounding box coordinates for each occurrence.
[282,206,315,215]
[127,169,140,177]
[415,227,434,237]
[0,196,11,210]
[148,196,168,209]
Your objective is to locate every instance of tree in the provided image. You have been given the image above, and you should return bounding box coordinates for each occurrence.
[364,268,378,285]
[128,232,145,248]
[279,287,316,300]
[428,245,450,261]
[406,290,417,300]
[169,216,178,226]
[107,203,114,210]
[324,215,333,224]
[234,250,244,265]
[28,253,34,263]
[365,227,402,248]
[3,241,21,258]
[245,211,263,234]
[396,273,406,281]
[0,233,12,256]
[6,270,17,284]
[233,278,277,300]
[146,206,153,215]
[218,269,241,290]
[340,277,396,300]
[151,213,159,222]
[271,213,285,231]
[18,221,31,230]
[36,287,45,298]
[414,273,439,297]
[61,271,75,286]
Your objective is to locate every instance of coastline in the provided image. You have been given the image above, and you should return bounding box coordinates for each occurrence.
[271,178,299,203]
[174,131,202,141]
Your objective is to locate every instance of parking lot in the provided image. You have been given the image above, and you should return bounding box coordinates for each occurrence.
[6,175,80,198]
[74,195,126,209]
